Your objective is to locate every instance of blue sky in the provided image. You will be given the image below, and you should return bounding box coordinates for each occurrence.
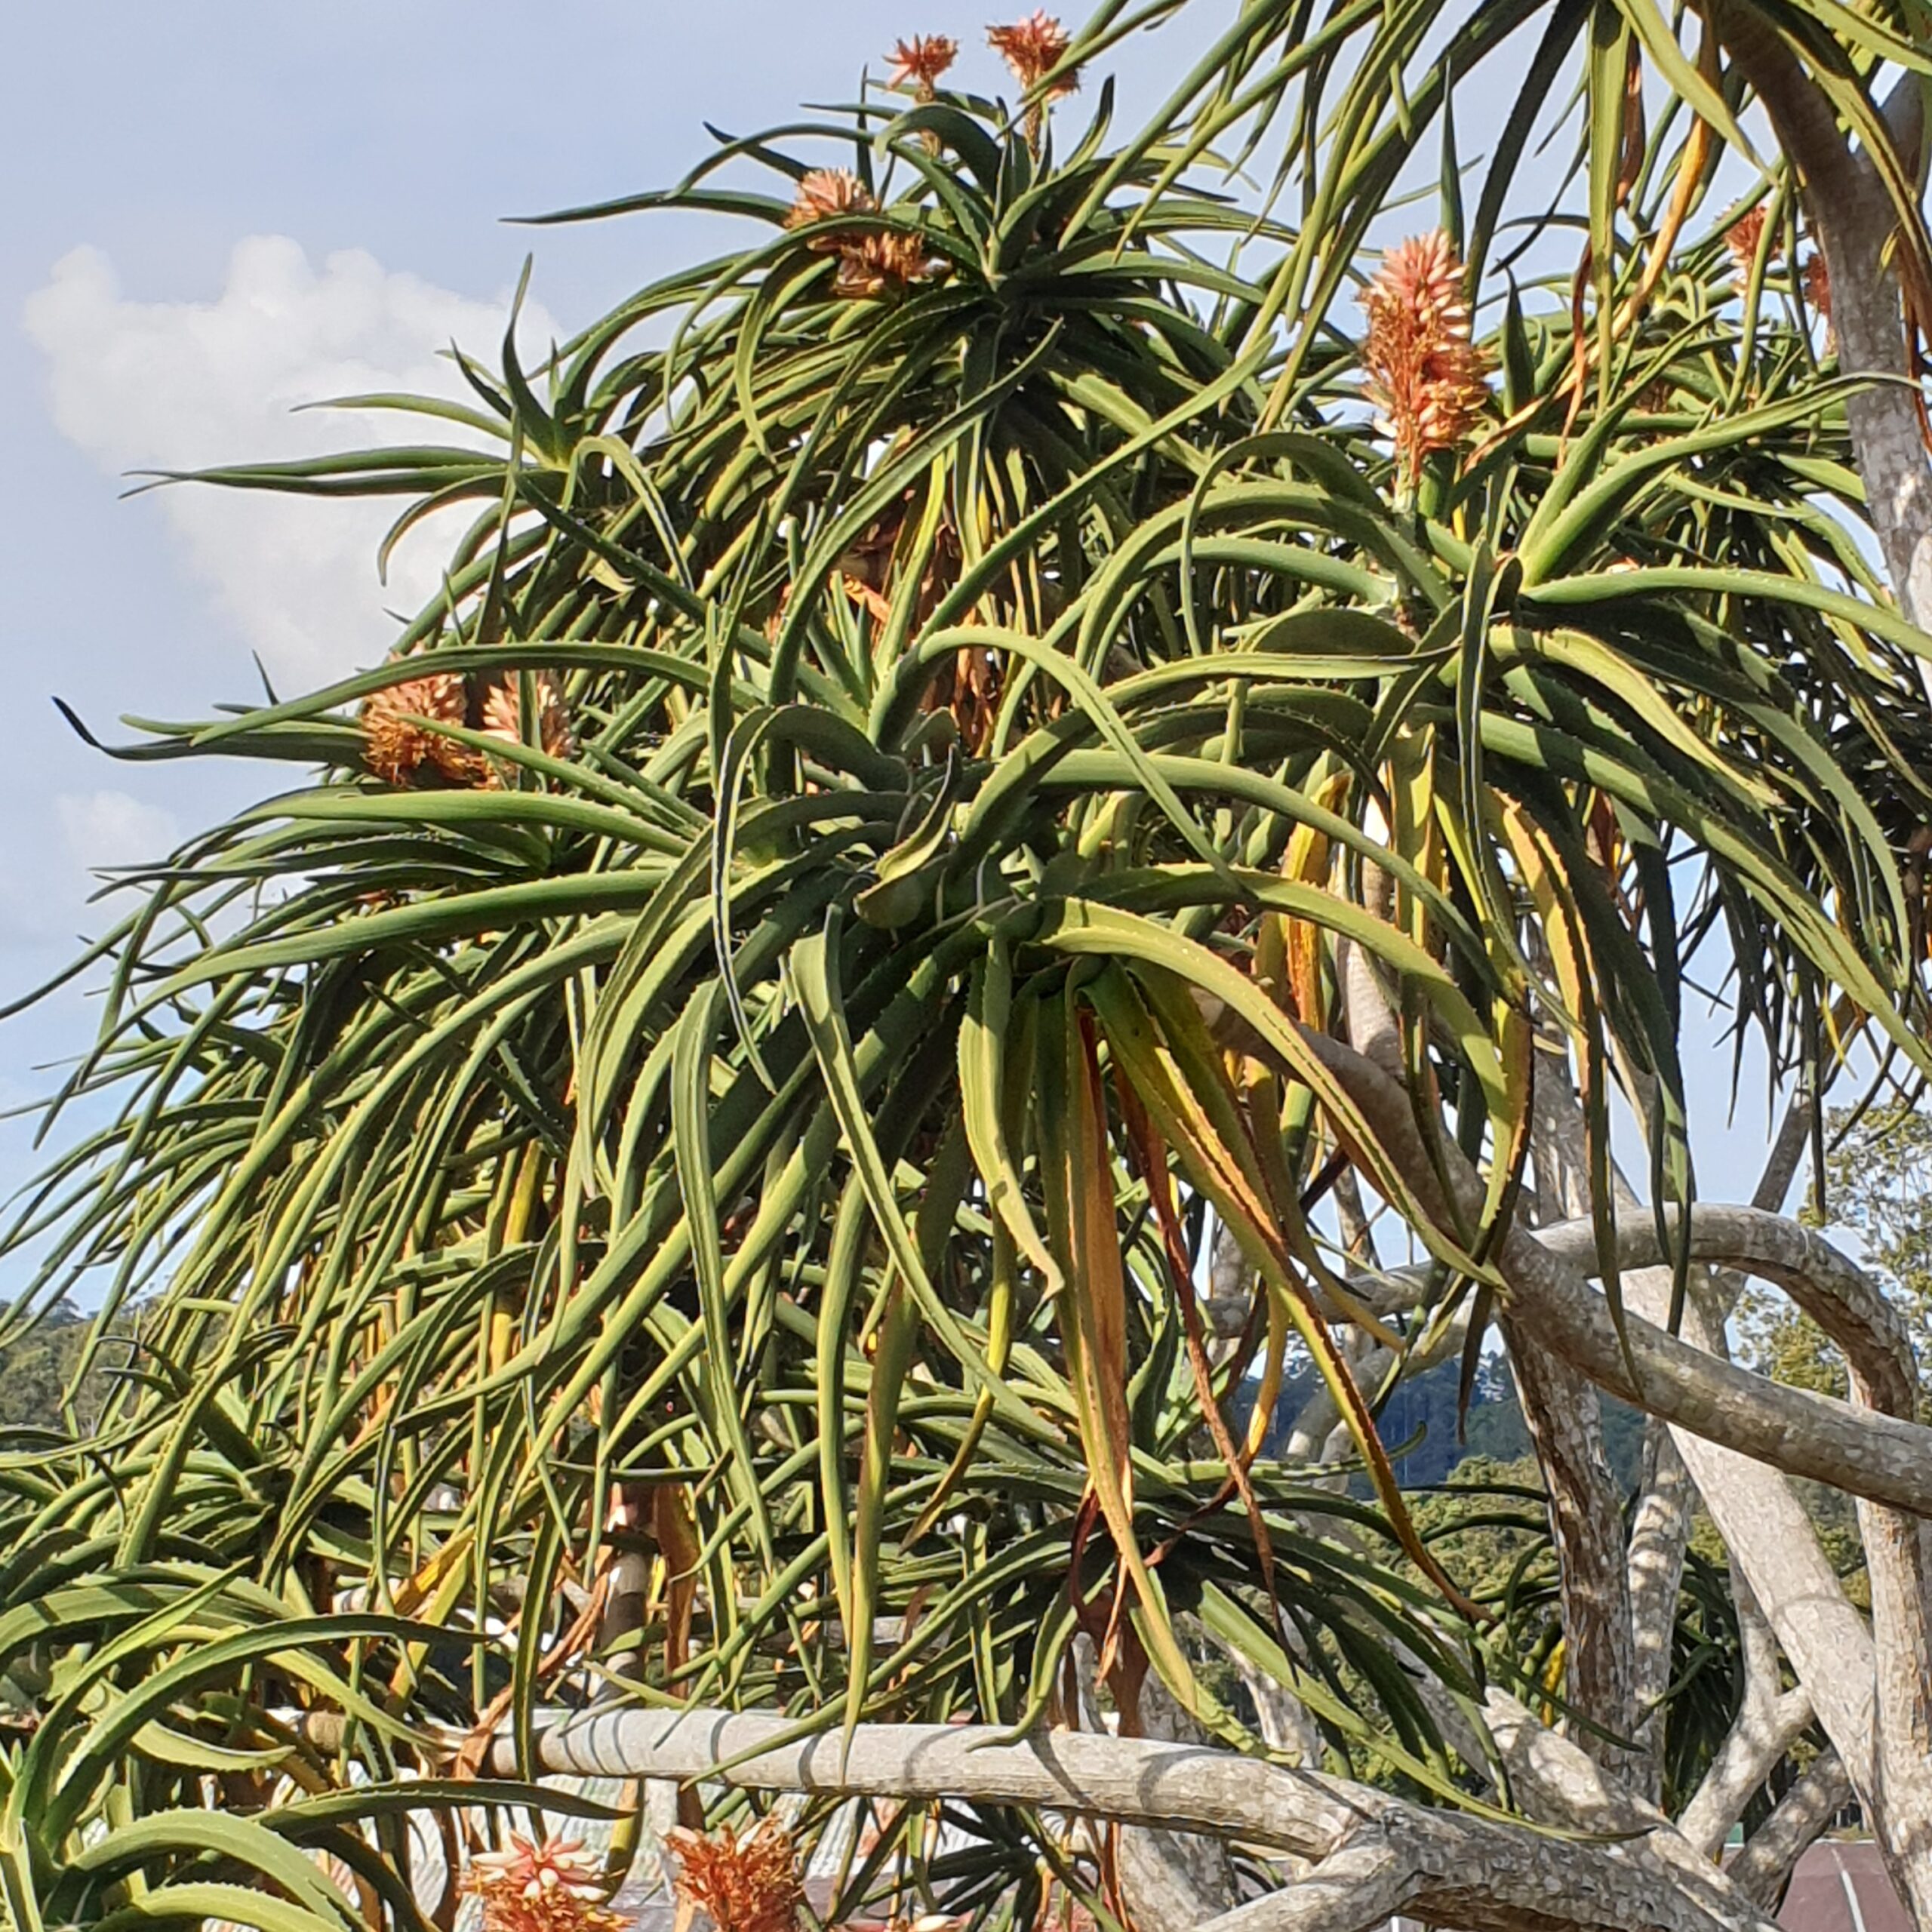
[0,2,1802,1287]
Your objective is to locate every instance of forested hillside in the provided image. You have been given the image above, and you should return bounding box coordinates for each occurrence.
[0,1302,110,1432]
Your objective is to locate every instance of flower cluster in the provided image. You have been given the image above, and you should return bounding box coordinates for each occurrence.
[1724,206,1832,340]
[1724,205,1770,283]
[481,669,574,764]
[1804,249,1832,326]
[786,167,876,232]
[460,1834,625,1932]
[361,672,469,786]
[987,11,1076,98]
[887,35,958,100]
[666,1816,804,1932]
[988,11,1076,143]
[1358,230,1490,485]
[359,667,573,787]
[786,170,940,298]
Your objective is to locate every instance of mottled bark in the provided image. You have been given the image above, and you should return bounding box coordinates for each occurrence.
[1540,1209,1932,1922]
[1196,1842,1409,1932]
[1204,995,1932,1919]
[1353,955,1640,1765]
[1629,1109,1809,1801]
[1503,1217,1879,1781]
[1478,1684,1789,1921]
[1286,1022,1926,1912]
[1280,1022,1932,1515]
[1654,1398,1877,1791]
[1683,26,1932,1911]
[1098,1655,1246,1927]
[1844,1351,1932,1926]
[1540,1204,1932,1915]
[1627,1423,1696,1801]
[1714,7,1932,638]
[1228,1641,1324,1767]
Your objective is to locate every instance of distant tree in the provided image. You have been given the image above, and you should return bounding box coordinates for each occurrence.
[0,1300,115,1435]
[1734,1107,1932,1444]
[1734,1106,1932,1424]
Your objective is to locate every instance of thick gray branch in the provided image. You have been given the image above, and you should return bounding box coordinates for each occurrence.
[1627,1423,1695,1802]
[1533,1207,1918,1420]
[1083,1644,1244,1925]
[1197,1840,1410,1932]
[1679,1571,1816,1858]
[1719,4,1932,636]
[1487,1207,1881,1808]
[464,1706,1781,1932]
[1728,1752,1855,1912]
[1500,1316,1638,1764]
[1539,1205,1932,1908]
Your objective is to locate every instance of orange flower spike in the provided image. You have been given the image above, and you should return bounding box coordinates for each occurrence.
[987,11,1075,95]
[988,11,1077,144]
[1358,230,1491,486]
[887,34,958,99]
[461,1834,626,1932]
[665,1816,804,1932]
[360,672,469,786]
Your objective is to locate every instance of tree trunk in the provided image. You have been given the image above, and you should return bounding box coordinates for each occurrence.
[1500,1318,1638,1770]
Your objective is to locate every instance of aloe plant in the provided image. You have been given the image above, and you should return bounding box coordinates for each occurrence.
[7,2,1932,1926]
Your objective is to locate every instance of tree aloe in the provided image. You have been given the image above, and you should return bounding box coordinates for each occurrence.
[8,2,1932,1926]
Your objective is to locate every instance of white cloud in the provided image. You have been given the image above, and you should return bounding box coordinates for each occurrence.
[0,791,180,950]
[24,237,554,686]
[57,789,179,877]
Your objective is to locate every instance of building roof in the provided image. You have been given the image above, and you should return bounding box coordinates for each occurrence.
[1780,1842,1910,1932]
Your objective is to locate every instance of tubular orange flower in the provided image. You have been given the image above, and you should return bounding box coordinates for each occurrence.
[1358,230,1490,485]
[988,11,1076,143]
[460,1834,626,1932]
[666,1816,804,1932]
[360,672,469,786]
[887,35,958,98]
